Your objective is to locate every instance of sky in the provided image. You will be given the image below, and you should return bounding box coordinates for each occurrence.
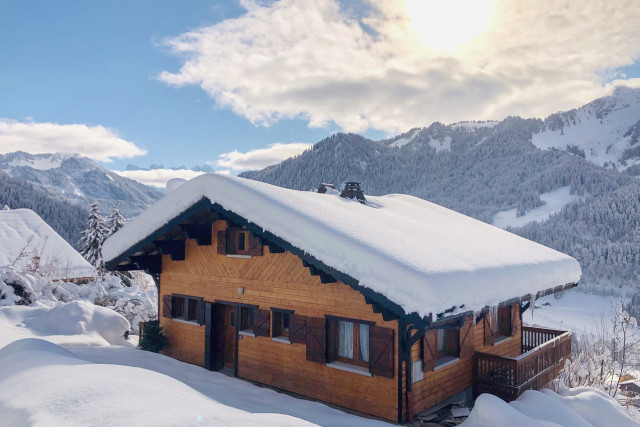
[1,0,640,187]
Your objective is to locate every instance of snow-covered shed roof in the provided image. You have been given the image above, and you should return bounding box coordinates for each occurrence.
[103,174,581,321]
[0,209,95,280]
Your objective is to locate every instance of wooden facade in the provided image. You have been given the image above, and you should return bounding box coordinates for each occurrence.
[159,220,401,421]
[111,203,574,423]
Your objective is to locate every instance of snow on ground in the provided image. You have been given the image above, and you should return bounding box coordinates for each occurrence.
[0,338,315,427]
[532,87,640,169]
[0,300,130,348]
[523,289,627,336]
[0,303,390,427]
[389,128,421,148]
[462,388,638,427]
[0,209,95,280]
[104,174,581,319]
[450,120,499,129]
[492,186,586,229]
[7,152,73,171]
[428,135,451,152]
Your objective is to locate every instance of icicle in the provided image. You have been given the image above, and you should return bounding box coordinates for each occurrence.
[530,292,537,321]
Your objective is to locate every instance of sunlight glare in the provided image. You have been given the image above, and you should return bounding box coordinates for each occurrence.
[405,0,495,52]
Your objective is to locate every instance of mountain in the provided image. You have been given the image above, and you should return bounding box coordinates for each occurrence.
[241,87,640,288]
[0,152,162,219]
[0,170,87,246]
[533,86,640,170]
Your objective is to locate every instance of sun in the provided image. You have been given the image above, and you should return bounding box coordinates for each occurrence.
[405,0,495,52]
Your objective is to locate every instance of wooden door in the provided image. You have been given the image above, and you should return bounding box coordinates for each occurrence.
[223,305,237,369]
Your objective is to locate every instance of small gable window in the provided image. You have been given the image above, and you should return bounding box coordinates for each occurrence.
[217,228,263,257]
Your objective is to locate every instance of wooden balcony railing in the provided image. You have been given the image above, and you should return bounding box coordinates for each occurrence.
[473,326,572,401]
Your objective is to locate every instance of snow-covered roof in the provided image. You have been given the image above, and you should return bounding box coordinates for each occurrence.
[0,209,94,280]
[103,174,581,319]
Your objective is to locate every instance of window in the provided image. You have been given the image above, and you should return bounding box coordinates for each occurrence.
[239,306,254,332]
[497,305,512,337]
[171,295,203,324]
[228,229,249,255]
[273,311,290,338]
[338,320,370,365]
[436,328,459,365]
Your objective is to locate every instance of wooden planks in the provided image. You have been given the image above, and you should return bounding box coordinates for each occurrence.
[158,220,400,422]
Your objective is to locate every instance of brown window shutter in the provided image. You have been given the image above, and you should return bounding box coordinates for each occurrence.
[510,304,519,337]
[289,314,306,344]
[459,317,475,359]
[305,317,327,363]
[197,300,206,326]
[216,230,227,254]
[484,313,497,345]
[423,329,437,371]
[253,309,270,337]
[248,235,263,256]
[326,318,339,362]
[162,295,173,318]
[369,326,394,378]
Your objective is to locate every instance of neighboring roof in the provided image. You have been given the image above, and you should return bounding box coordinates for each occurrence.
[0,209,95,280]
[103,174,581,319]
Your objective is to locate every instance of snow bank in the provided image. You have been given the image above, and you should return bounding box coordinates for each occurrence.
[0,301,130,348]
[0,338,317,427]
[0,266,157,333]
[0,208,94,280]
[104,174,581,318]
[462,389,638,427]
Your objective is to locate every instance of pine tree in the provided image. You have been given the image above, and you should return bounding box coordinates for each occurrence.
[79,202,108,274]
[106,202,125,237]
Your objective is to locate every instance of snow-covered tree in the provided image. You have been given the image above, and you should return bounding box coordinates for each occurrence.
[79,202,108,274]
[106,202,125,237]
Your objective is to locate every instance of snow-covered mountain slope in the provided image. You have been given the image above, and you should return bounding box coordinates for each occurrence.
[0,152,162,218]
[0,209,94,280]
[533,86,640,169]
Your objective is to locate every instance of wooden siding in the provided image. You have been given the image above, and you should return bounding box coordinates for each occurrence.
[158,220,400,421]
[409,305,522,416]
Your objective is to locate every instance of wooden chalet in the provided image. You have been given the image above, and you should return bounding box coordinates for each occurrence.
[104,175,581,423]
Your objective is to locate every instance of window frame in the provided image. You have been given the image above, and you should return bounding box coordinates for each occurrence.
[336,319,371,367]
[435,327,460,367]
[239,306,255,333]
[271,308,294,340]
[497,305,512,338]
[171,294,203,324]
[227,228,250,255]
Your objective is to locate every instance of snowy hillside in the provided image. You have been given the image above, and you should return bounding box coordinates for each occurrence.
[0,151,162,218]
[0,208,94,280]
[533,87,640,169]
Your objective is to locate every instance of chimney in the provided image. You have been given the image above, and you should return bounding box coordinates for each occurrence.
[340,182,366,204]
[317,183,336,194]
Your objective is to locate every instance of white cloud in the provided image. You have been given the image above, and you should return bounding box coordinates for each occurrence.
[216,142,312,171]
[159,0,640,134]
[0,119,146,162]
[112,169,206,189]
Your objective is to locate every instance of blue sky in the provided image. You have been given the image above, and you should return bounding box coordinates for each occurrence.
[1,0,639,186]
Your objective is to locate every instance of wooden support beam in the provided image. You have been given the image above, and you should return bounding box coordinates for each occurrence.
[179,224,212,246]
[153,240,186,261]
[130,254,162,275]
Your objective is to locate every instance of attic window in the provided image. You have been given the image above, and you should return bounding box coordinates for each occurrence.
[217,228,263,257]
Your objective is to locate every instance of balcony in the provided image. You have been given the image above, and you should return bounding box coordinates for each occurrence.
[473,326,572,401]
